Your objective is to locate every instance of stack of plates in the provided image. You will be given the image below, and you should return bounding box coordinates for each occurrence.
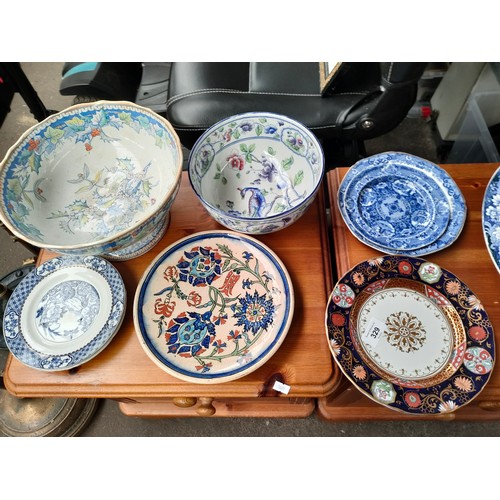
[338,152,467,256]
[482,166,500,273]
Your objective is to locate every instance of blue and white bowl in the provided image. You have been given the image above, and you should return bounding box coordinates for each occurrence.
[188,112,325,234]
[0,101,183,257]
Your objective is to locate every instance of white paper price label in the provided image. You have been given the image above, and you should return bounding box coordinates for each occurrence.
[273,381,291,394]
[361,317,386,347]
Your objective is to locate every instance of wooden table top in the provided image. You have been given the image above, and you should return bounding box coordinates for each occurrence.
[4,172,340,400]
[318,162,500,420]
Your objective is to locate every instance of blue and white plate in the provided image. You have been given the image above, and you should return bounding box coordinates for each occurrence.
[3,255,126,371]
[338,152,467,256]
[343,166,450,251]
[134,230,294,384]
[482,166,500,273]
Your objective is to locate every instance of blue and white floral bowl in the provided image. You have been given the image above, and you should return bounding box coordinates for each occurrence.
[188,112,324,234]
[0,101,183,257]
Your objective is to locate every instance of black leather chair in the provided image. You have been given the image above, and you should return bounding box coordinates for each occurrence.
[166,62,427,168]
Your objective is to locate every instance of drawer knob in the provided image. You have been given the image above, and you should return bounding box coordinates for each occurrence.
[196,397,216,416]
[172,397,197,408]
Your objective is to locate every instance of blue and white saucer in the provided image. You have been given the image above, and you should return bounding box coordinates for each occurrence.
[338,152,467,256]
[482,166,500,273]
[3,255,126,371]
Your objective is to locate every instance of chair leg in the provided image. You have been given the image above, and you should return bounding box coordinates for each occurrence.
[322,138,366,169]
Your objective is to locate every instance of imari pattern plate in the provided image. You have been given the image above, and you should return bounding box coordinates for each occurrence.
[3,255,126,371]
[325,255,495,415]
[134,231,294,383]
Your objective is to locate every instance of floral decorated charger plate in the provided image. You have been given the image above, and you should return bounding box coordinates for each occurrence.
[325,255,495,415]
[3,255,126,371]
[134,230,294,383]
[482,165,500,273]
[338,152,467,256]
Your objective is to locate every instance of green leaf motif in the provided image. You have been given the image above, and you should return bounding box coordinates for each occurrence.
[268,146,276,156]
[137,116,150,130]
[240,144,248,153]
[118,112,132,124]
[66,117,86,130]
[155,136,164,149]
[7,178,23,198]
[83,164,90,179]
[44,127,65,144]
[28,153,42,174]
[282,156,294,171]
[293,170,304,187]
[256,125,263,136]
[254,259,260,275]
[59,219,73,234]
[221,176,227,185]
[97,111,109,127]
[75,184,92,194]
[93,169,103,184]
[274,203,286,213]
[22,192,34,209]
[68,200,89,212]
[218,243,233,257]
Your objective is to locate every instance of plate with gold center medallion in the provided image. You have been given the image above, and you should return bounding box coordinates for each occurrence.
[325,255,495,415]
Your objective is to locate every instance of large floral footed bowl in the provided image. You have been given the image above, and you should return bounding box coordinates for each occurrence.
[188,112,324,234]
[0,101,183,258]
[134,230,294,383]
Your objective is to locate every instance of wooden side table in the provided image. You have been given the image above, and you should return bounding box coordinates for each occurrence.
[318,163,500,421]
[4,173,341,418]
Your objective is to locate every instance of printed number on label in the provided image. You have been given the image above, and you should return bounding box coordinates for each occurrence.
[361,318,386,347]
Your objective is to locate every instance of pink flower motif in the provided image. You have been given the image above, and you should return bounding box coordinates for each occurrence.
[223,129,232,142]
[226,153,245,171]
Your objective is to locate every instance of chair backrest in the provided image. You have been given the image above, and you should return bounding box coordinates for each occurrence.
[166,62,427,165]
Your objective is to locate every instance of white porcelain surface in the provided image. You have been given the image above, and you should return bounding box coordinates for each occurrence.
[0,101,183,257]
[188,112,324,234]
